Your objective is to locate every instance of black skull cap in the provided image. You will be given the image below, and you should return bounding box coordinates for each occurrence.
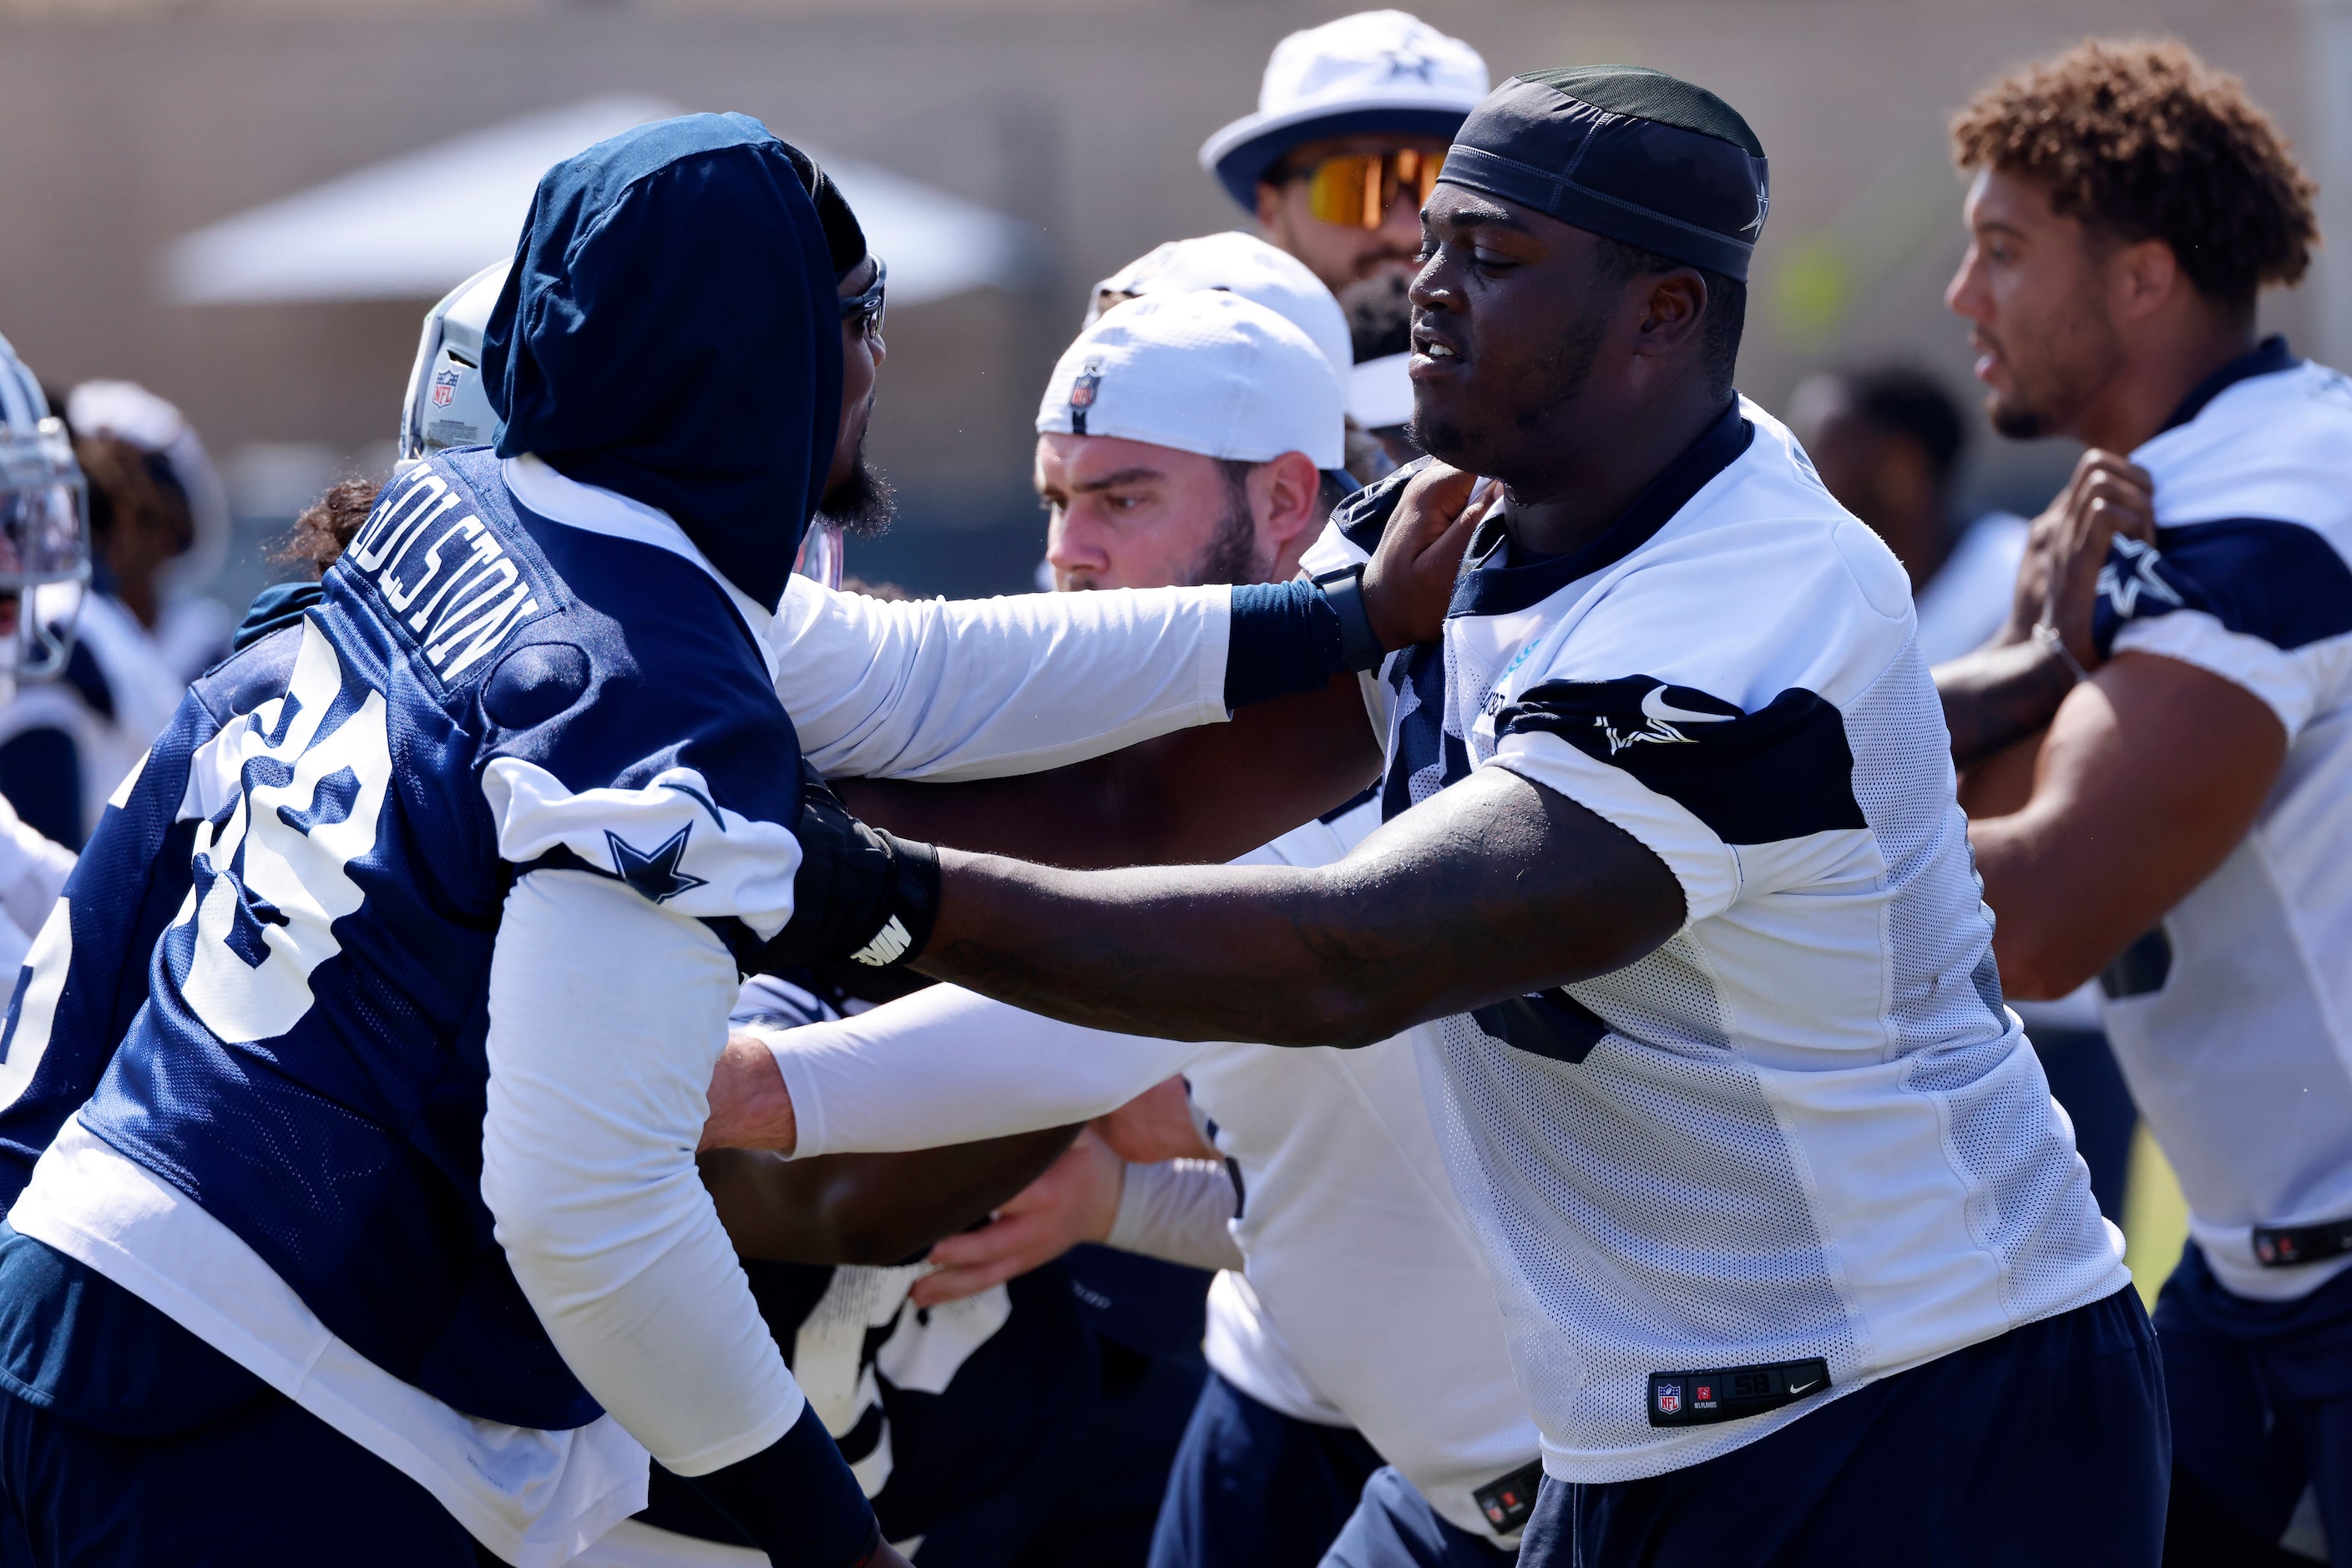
[1437,65,1769,280]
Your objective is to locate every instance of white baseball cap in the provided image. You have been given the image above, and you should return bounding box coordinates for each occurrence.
[1037,290,1343,470]
[1088,231,1352,386]
[1200,10,1489,211]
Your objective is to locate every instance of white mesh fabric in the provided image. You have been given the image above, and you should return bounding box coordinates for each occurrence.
[1403,606,2126,1479]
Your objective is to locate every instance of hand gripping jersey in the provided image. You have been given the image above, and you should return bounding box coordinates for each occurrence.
[2089,341,2352,1302]
[1297,400,2128,1482]
[0,448,817,1560]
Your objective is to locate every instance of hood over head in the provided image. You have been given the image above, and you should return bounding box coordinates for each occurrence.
[482,111,845,610]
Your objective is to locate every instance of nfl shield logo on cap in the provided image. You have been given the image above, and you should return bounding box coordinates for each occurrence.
[1067,359,1104,434]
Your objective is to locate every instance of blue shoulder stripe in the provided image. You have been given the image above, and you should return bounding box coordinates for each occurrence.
[1496,675,1864,845]
[2092,518,2352,658]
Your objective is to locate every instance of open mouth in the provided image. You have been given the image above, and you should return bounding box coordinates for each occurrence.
[1409,326,1464,374]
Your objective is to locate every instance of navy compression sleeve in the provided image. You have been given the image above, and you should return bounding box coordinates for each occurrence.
[680,1400,883,1567]
[1223,580,1349,711]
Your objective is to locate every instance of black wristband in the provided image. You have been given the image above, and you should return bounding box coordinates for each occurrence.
[849,832,939,969]
[1312,563,1388,672]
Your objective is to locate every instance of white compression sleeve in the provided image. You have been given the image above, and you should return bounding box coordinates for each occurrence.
[483,870,804,1476]
[1108,1159,1244,1272]
[760,983,1201,1159]
[772,577,1232,782]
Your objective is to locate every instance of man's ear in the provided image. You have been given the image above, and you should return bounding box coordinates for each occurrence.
[1255,180,1288,231]
[1251,451,1326,574]
[1633,271,1707,358]
[2109,236,2182,324]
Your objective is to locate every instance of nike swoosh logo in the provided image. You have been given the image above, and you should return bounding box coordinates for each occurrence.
[1788,1378,1822,1395]
[1641,685,1735,727]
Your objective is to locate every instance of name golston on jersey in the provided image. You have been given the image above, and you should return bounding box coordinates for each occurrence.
[2088,341,2352,1303]
[1300,399,2128,1483]
[0,448,810,1557]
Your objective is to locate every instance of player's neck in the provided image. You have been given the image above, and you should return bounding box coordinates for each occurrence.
[2068,308,2261,454]
[1501,379,1727,559]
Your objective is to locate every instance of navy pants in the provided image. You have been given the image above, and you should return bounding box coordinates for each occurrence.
[1149,1370,1383,1568]
[2156,1243,2352,1565]
[0,1379,484,1566]
[1518,1287,2168,1567]
[1323,1466,1519,1568]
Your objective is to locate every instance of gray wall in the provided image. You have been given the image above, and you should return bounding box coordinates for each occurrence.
[0,0,2323,601]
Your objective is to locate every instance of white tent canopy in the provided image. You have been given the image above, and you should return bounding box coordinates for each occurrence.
[165,94,1038,308]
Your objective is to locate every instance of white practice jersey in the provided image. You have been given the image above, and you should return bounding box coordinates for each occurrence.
[1300,398,2127,1482]
[768,801,1542,1539]
[2092,344,2352,1302]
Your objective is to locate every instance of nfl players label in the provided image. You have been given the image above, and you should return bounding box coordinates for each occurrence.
[1646,1358,1830,1428]
[1473,1459,1545,1530]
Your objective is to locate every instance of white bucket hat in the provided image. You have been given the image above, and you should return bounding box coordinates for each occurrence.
[1037,290,1344,471]
[1200,10,1489,211]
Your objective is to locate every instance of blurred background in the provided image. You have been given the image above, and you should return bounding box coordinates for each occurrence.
[1,0,2344,612]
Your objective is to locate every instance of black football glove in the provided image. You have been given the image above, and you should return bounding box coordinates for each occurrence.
[749,766,941,974]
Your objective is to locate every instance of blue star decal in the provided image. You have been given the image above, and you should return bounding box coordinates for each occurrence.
[604,824,708,904]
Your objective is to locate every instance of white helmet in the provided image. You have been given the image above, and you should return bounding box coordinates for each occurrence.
[397,262,507,470]
[395,261,846,592]
[0,331,92,687]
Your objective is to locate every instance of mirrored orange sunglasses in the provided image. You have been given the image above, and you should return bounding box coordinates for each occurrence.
[1296,148,1447,230]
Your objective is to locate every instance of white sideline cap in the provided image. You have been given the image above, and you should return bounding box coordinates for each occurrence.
[1037,290,1344,470]
[1200,11,1489,211]
[1089,231,1352,387]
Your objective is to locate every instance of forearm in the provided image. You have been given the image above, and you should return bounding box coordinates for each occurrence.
[837,674,1379,868]
[701,1128,1081,1266]
[1107,1157,1243,1272]
[912,766,1681,1049]
[756,983,1201,1157]
[483,871,805,1474]
[1933,635,2077,771]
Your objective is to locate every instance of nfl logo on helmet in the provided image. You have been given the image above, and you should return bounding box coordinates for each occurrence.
[431,367,463,408]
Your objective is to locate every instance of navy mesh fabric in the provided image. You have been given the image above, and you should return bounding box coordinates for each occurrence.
[1,446,805,1431]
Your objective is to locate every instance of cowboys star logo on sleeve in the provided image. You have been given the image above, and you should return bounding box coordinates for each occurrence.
[2097,535,2185,619]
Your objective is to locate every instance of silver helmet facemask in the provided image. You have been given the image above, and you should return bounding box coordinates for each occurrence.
[397,263,844,594]
[0,343,92,685]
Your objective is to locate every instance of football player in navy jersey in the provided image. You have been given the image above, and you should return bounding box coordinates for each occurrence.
[1930,40,2352,1567]
[709,66,2167,1568]
[0,111,1454,1566]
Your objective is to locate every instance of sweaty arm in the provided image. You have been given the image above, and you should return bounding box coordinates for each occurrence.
[1970,653,2285,1000]
[483,873,881,1566]
[910,765,1686,1050]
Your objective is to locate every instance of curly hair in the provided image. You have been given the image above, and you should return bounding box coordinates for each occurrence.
[273,478,383,579]
[1950,38,2318,309]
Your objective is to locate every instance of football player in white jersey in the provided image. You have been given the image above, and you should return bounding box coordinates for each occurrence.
[1930,39,2352,1566]
[706,66,2165,1567]
[715,284,1541,1568]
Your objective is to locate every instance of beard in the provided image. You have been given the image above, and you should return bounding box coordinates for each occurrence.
[1985,276,2127,443]
[1181,491,1265,588]
[817,427,896,539]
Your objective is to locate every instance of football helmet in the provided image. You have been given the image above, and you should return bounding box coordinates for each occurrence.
[0,331,92,690]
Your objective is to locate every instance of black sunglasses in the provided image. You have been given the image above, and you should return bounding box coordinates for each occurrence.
[839,257,887,341]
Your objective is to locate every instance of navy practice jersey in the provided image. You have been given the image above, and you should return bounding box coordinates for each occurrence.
[0,447,805,1434]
